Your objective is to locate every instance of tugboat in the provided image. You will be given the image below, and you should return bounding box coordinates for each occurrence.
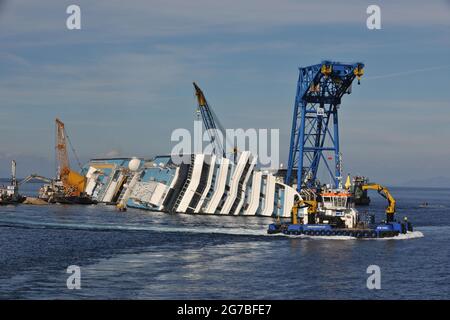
[268,184,413,239]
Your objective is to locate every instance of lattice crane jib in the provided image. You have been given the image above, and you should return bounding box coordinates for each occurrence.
[193,82,226,158]
[55,118,70,178]
[55,118,86,196]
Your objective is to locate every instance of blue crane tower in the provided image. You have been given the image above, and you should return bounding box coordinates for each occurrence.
[285,61,364,192]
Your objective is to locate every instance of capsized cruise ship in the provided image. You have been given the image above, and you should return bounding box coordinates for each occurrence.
[81,151,301,217]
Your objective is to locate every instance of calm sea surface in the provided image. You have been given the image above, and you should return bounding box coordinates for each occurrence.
[0,183,448,299]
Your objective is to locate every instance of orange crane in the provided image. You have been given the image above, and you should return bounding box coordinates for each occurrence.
[55,118,86,196]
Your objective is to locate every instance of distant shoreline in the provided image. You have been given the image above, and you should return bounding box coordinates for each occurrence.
[0,178,43,184]
[2,178,448,189]
[389,185,450,190]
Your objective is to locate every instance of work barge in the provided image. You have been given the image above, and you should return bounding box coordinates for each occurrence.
[13,60,415,238]
[268,60,413,238]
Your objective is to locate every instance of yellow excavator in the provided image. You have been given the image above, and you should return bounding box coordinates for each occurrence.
[291,199,318,225]
[362,183,396,222]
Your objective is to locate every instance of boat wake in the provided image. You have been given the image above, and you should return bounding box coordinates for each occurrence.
[0,219,267,237]
[384,231,424,240]
[270,230,424,240]
[0,218,424,240]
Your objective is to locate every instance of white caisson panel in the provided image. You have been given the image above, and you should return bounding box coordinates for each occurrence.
[232,156,256,215]
[279,182,301,218]
[131,181,168,208]
[149,182,170,207]
[176,154,205,212]
[160,167,179,211]
[220,151,251,214]
[96,165,119,202]
[117,171,140,208]
[84,167,100,196]
[260,174,276,216]
[204,158,231,213]
[102,171,126,203]
[194,155,217,213]
[243,171,262,215]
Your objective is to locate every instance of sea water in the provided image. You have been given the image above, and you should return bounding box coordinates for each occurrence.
[0,184,448,299]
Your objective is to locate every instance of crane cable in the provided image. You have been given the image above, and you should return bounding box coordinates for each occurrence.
[202,96,238,160]
[65,130,83,170]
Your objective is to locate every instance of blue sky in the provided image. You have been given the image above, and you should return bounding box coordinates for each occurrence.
[0,0,449,185]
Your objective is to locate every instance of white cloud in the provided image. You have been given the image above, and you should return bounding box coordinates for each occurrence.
[104,149,121,158]
[1,0,449,44]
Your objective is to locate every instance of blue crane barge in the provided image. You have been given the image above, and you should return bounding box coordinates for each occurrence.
[285,61,364,192]
[269,61,415,239]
